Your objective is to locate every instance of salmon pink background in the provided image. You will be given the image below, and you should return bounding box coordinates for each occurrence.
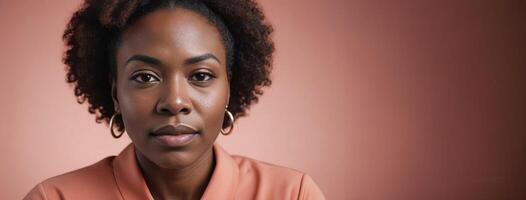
[2,0,526,199]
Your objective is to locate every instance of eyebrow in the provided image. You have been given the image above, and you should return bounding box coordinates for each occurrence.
[124,53,221,68]
[184,53,221,65]
[125,55,161,66]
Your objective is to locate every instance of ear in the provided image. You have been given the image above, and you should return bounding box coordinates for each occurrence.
[226,86,231,109]
[110,76,120,112]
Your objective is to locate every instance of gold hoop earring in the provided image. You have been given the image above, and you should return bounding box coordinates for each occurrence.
[109,112,125,138]
[221,109,234,135]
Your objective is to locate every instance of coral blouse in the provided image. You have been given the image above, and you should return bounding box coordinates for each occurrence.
[24,143,325,199]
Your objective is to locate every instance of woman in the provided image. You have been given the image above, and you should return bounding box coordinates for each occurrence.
[25,0,325,199]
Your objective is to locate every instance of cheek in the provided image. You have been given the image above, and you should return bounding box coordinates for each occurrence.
[194,82,229,133]
[117,84,157,136]
[120,93,155,120]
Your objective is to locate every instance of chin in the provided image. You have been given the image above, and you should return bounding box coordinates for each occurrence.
[152,150,199,169]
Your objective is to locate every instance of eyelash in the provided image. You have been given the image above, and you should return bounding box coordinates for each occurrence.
[130,72,216,84]
[131,73,159,83]
[190,72,215,82]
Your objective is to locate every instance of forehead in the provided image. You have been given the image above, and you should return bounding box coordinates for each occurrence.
[116,7,225,66]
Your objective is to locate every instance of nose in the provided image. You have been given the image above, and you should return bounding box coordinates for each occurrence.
[155,77,193,115]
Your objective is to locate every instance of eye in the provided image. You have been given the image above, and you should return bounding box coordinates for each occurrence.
[131,73,160,83]
[190,72,215,82]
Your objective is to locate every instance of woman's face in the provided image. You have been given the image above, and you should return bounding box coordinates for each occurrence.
[111,8,229,169]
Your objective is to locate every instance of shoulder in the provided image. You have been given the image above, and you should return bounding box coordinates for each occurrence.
[24,156,121,200]
[230,155,326,200]
[232,154,304,181]
[43,156,115,185]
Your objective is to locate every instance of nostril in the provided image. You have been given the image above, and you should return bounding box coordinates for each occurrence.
[155,94,193,115]
[160,108,170,114]
[180,107,191,114]
[156,105,191,115]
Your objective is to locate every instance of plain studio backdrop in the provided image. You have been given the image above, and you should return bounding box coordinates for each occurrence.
[1,0,525,199]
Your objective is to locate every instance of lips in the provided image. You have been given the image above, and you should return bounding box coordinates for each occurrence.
[152,124,198,136]
[151,124,198,147]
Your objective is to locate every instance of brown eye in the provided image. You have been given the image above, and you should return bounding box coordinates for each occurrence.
[190,72,215,82]
[131,73,159,83]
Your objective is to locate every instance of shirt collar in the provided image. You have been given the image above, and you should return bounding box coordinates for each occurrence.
[113,143,238,200]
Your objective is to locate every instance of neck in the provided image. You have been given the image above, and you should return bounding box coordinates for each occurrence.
[135,147,215,200]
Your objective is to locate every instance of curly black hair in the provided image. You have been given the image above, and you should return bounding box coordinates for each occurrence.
[63,0,274,132]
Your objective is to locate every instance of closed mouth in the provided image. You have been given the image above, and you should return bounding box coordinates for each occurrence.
[150,124,199,147]
[151,123,199,136]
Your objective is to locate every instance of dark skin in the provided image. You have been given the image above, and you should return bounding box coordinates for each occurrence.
[110,8,230,200]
